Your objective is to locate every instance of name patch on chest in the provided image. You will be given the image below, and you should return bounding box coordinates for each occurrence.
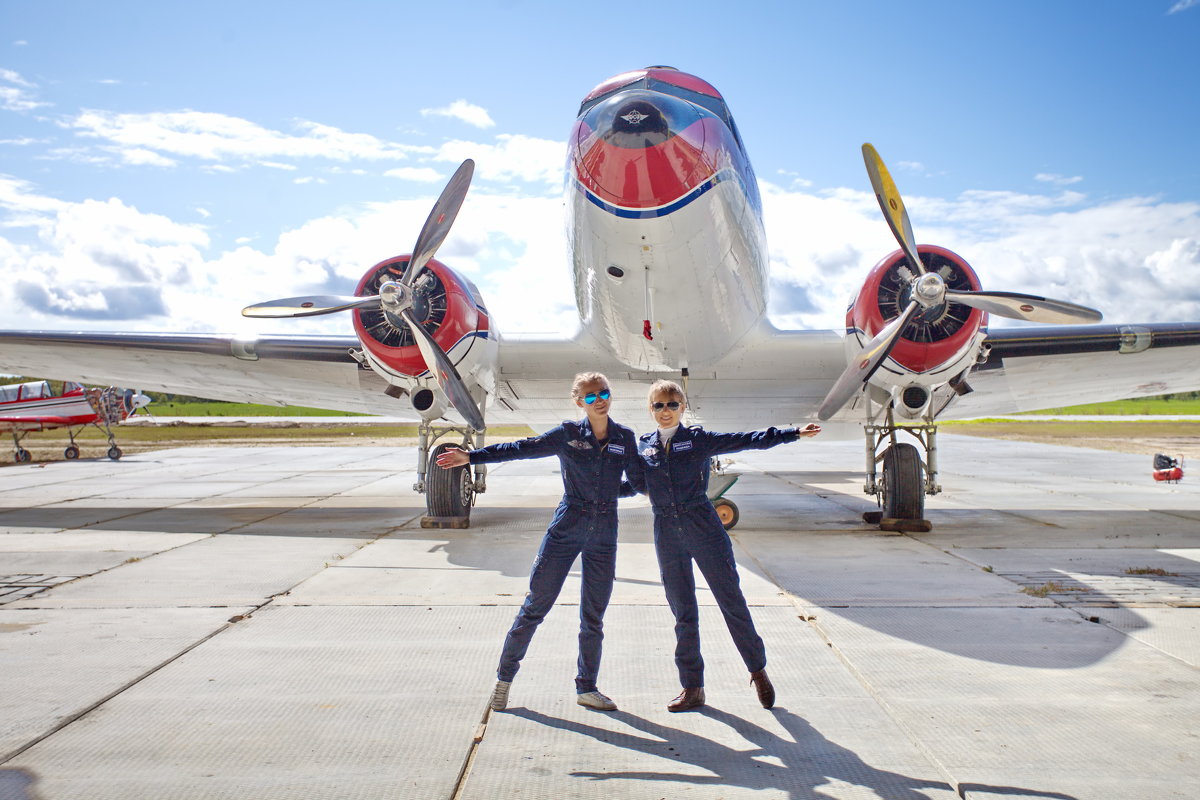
[607,443,625,455]
[671,439,693,452]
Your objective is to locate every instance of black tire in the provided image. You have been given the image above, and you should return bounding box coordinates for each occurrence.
[881,443,924,520]
[427,442,473,518]
[107,446,122,461]
[15,449,31,463]
[64,446,80,459]
[714,498,740,530]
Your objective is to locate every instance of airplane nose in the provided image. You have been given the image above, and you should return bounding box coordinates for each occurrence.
[571,89,716,211]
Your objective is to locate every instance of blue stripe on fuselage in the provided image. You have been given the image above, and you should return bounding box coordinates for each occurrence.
[575,168,737,219]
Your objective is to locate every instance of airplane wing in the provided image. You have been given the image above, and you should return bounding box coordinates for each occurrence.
[0,416,78,432]
[3,323,1199,426]
[0,329,619,423]
[947,321,1200,418]
[0,330,428,415]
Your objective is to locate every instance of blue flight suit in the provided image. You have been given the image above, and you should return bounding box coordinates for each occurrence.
[466,417,642,693]
[634,425,801,688]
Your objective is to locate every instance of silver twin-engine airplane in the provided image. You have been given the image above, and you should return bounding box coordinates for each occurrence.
[3,66,1199,527]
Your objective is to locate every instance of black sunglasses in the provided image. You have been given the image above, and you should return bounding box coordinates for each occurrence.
[583,389,611,405]
[651,401,681,411]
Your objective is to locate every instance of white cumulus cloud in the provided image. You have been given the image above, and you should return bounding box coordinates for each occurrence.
[0,68,48,112]
[65,109,431,167]
[420,100,496,129]
[1035,173,1083,186]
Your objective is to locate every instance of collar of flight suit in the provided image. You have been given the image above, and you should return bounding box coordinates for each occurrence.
[641,424,696,456]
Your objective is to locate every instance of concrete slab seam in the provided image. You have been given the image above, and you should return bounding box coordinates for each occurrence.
[733,530,969,798]
[449,705,494,800]
[0,613,243,766]
[0,506,405,765]
[933,545,1200,669]
[760,468,875,517]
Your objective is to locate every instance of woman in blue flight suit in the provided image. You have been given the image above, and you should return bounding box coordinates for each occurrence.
[436,372,642,713]
[635,379,820,712]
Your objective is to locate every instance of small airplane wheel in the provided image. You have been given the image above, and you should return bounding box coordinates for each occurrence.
[15,448,32,463]
[107,446,123,460]
[64,446,80,459]
[714,498,740,530]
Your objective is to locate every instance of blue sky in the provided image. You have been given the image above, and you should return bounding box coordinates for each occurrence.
[2,0,1198,336]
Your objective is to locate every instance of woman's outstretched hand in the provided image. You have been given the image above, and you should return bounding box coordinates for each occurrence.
[797,423,821,438]
[436,447,470,468]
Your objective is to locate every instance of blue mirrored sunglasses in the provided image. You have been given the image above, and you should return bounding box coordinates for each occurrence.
[583,389,611,405]
[652,401,681,411]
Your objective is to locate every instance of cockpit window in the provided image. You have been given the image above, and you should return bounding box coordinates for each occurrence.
[578,76,733,128]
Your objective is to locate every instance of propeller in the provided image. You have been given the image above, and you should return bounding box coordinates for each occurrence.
[241,159,486,432]
[817,145,1104,421]
[817,299,920,421]
[860,144,1102,325]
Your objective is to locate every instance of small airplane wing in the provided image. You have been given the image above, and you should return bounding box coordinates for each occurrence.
[0,416,78,432]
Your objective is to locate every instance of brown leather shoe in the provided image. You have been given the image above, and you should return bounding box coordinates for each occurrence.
[667,687,705,712]
[750,669,775,708]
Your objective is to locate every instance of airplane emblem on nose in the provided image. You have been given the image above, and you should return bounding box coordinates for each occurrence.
[621,110,648,125]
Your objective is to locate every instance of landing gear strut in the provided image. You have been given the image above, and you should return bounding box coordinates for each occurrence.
[414,421,487,528]
[862,408,939,532]
[11,431,32,463]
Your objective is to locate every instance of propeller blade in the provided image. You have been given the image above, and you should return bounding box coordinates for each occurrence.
[818,300,921,421]
[862,143,925,275]
[400,308,486,432]
[401,159,475,286]
[944,290,1103,324]
[241,295,381,318]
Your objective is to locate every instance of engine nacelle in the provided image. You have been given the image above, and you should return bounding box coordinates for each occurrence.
[846,244,988,417]
[352,255,498,423]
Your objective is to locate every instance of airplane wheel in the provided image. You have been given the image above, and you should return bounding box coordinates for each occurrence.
[14,448,31,463]
[427,442,474,518]
[107,446,123,461]
[881,443,924,520]
[714,498,739,530]
[64,446,80,459]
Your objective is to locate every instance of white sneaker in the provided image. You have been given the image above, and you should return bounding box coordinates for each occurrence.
[576,690,617,711]
[489,680,511,711]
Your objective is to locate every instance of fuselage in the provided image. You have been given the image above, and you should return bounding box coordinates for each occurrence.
[0,381,140,431]
[566,67,770,372]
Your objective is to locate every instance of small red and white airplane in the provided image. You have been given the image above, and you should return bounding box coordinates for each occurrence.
[0,379,150,462]
[1,66,1198,525]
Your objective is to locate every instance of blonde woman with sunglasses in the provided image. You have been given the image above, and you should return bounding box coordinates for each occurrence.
[437,372,642,713]
[635,379,819,712]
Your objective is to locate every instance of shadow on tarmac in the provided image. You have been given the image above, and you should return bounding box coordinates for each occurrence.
[509,706,1079,800]
[0,768,42,799]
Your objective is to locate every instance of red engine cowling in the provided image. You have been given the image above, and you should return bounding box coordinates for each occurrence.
[352,256,491,379]
[847,244,987,376]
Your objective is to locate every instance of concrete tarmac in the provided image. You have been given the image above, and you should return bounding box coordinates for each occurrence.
[0,434,1197,799]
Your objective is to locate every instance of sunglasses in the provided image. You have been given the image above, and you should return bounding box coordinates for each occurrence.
[583,389,611,405]
[651,401,681,411]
